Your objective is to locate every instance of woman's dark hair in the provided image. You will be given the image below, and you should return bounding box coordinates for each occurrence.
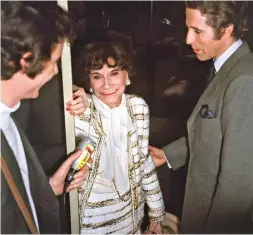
[73,42,133,89]
[185,1,249,40]
[1,2,75,80]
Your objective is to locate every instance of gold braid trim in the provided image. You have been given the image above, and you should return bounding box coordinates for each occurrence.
[142,168,156,178]
[142,178,158,185]
[79,102,105,220]
[85,201,131,218]
[143,187,162,195]
[81,210,132,229]
[86,191,131,208]
[134,113,149,120]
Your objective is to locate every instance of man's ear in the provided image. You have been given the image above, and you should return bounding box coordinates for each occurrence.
[20,52,32,71]
[222,24,234,39]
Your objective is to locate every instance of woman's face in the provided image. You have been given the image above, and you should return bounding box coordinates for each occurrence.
[89,64,128,108]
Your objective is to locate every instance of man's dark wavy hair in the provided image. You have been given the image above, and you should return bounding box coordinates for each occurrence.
[185,1,249,40]
[1,2,75,80]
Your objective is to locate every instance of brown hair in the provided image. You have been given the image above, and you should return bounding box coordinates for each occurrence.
[185,1,249,40]
[72,42,133,88]
[1,2,75,80]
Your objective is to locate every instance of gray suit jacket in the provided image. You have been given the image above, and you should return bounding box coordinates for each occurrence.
[163,42,253,233]
[1,119,60,234]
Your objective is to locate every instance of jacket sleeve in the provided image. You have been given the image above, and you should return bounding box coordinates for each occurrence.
[74,95,92,142]
[139,100,165,222]
[205,75,253,232]
[162,136,188,170]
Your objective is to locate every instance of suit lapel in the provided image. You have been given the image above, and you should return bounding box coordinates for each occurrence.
[0,131,34,218]
[188,42,251,130]
[12,117,50,201]
[187,72,221,129]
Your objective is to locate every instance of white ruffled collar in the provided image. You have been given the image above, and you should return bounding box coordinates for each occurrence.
[92,94,133,193]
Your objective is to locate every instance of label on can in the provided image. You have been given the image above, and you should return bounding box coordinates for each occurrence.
[71,137,96,170]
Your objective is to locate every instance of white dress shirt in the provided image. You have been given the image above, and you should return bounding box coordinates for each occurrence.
[214,39,242,73]
[0,101,40,231]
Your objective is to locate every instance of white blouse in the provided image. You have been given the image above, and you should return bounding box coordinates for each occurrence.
[92,94,134,193]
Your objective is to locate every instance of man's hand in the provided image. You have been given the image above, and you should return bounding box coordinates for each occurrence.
[148,145,167,167]
[49,150,88,195]
[65,85,88,116]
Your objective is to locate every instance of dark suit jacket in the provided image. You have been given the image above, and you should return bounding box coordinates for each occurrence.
[14,77,67,176]
[163,42,253,233]
[1,120,60,234]
[13,76,71,233]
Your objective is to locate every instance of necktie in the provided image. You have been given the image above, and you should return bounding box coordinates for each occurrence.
[206,61,216,87]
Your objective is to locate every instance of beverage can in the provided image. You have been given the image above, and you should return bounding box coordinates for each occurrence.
[72,137,96,170]
[65,136,96,186]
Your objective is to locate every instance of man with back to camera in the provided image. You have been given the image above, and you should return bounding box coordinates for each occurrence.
[1,2,88,233]
[149,1,253,233]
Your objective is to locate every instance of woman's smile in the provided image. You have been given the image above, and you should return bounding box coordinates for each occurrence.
[101,89,117,95]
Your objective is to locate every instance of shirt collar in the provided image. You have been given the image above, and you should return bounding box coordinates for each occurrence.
[214,39,243,73]
[92,93,126,113]
[0,101,20,113]
[0,101,20,130]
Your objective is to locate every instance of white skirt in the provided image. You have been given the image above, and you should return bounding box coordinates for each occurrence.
[80,174,141,234]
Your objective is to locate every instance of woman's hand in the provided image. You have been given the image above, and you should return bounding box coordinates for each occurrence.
[143,221,163,234]
[149,221,163,234]
[65,85,88,116]
[148,145,167,167]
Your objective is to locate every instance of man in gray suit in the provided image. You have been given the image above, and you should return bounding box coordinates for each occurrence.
[1,2,87,233]
[149,1,253,233]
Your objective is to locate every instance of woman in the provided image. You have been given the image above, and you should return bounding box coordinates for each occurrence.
[74,43,165,234]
